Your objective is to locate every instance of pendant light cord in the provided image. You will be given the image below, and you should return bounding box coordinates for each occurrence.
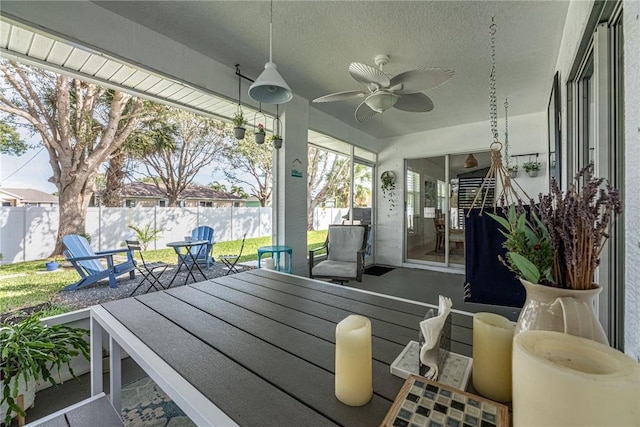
[269,0,273,63]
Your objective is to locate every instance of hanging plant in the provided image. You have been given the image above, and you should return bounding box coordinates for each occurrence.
[381,171,396,210]
[232,110,247,140]
[255,123,266,144]
[270,134,283,149]
[523,161,541,177]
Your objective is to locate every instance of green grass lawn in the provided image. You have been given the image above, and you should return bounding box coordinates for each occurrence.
[0,231,327,315]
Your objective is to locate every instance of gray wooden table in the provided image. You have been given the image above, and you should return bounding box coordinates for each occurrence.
[90,269,473,426]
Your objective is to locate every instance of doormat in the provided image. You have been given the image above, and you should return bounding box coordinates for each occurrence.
[364,266,395,276]
[121,377,195,426]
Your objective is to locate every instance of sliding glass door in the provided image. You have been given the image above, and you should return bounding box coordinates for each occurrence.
[405,152,492,268]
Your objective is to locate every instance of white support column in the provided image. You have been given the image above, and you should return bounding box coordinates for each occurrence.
[277,95,309,275]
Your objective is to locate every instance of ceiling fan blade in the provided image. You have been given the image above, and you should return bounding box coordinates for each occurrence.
[390,68,455,94]
[355,100,379,123]
[312,90,367,103]
[393,93,434,112]
[349,62,390,87]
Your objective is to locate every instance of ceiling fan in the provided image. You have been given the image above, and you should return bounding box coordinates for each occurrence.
[313,54,454,123]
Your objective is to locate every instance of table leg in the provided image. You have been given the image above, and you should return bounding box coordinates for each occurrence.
[167,248,188,288]
[258,251,263,269]
[184,243,207,284]
[109,337,122,413]
[90,316,103,396]
[275,252,281,271]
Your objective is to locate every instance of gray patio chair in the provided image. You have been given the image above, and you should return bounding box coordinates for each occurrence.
[309,224,368,283]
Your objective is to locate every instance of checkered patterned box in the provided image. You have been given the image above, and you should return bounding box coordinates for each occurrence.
[380,375,509,427]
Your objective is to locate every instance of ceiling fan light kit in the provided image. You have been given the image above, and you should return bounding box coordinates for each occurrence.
[249,0,292,105]
[313,54,454,122]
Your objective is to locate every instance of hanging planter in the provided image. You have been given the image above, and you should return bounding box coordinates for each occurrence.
[381,170,396,210]
[272,114,283,149]
[523,161,541,177]
[253,107,268,145]
[232,110,247,140]
[271,134,283,149]
[507,165,518,178]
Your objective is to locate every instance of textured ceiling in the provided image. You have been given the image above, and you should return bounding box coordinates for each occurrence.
[93,1,568,139]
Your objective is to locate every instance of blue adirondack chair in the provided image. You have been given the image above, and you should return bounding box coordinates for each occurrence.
[63,234,136,290]
[178,226,215,269]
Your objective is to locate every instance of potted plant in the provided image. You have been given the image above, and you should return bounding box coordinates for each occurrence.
[522,161,541,177]
[506,165,518,178]
[270,134,283,149]
[488,164,621,343]
[1,313,90,425]
[255,123,266,144]
[381,171,396,210]
[232,111,247,140]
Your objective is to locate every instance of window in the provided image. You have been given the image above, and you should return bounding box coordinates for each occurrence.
[159,200,167,207]
[199,201,213,207]
[124,199,136,208]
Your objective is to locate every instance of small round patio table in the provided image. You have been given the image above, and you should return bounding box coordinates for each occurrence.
[257,245,293,274]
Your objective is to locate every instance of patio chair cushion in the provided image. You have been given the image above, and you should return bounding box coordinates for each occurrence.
[311,260,357,278]
[328,226,366,263]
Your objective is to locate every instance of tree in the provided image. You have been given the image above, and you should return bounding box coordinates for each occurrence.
[230,185,249,199]
[306,146,350,230]
[0,60,148,254]
[0,120,29,155]
[216,132,272,206]
[101,107,175,207]
[131,109,227,206]
[208,181,228,193]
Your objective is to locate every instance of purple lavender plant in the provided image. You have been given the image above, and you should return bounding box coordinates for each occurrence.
[535,164,622,290]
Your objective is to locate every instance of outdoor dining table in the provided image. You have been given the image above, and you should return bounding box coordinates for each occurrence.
[165,239,209,287]
[89,269,474,426]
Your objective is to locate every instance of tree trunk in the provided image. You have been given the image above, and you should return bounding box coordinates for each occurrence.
[53,177,94,255]
[102,150,126,207]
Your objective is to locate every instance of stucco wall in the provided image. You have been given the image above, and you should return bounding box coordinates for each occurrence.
[376,112,548,267]
[623,0,640,360]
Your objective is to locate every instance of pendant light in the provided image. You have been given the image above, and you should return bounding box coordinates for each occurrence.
[464,153,478,168]
[249,0,292,105]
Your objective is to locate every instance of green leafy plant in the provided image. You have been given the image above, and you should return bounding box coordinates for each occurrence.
[506,165,518,173]
[231,111,247,128]
[1,314,90,425]
[487,204,553,285]
[256,123,266,134]
[489,164,622,289]
[522,161,541,172]
[380,171,396,210]
[128,224,162,250]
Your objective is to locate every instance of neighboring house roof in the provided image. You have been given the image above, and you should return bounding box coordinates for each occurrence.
[121,182,242,201]
[0,187,59,204]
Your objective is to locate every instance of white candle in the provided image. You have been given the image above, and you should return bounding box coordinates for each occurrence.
[335,315,373,406]
[472,312,514,402]
[513,331,640,426]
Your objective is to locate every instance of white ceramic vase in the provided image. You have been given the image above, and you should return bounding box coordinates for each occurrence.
[515,278,608,345]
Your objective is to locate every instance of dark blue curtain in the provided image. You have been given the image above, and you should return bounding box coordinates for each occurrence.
[464,208,525,308]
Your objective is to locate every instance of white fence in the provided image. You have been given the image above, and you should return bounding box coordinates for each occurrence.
[0,206,349,263]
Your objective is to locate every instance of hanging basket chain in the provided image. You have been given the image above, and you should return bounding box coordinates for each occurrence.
[489,18,499,142]
[467,17,530,216]
[504,98,509,167]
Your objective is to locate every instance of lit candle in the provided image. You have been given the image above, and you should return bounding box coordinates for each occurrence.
[472,312,514,402]
[513,331,640,426]
[335,315,372,406]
